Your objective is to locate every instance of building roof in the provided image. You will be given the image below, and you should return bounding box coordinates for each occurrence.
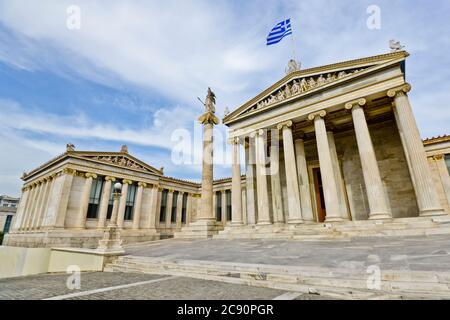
[423,135,450,145]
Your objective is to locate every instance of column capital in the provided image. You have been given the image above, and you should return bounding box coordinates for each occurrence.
[307,110,327,121]
[249,129,265,138]
[105,176,116,182]
[228,137,242,145]
[138,182,147,188]
[122,179,133,185]
[387,83,411,98]
[62,168,77,176]
[276,120,293,130]
[345,98,367,110]
[85,173,97,179]
[432,154,444,161]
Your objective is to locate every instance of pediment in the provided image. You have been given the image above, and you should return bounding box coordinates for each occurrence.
[223,51,409,125]
[72,152,163,175]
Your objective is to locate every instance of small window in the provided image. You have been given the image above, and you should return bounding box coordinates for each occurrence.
[171,191,178,223]
[86,178,104,219]
[215,191,222,221]
[181,193,188,224]
[124,184,137,220]
[226,190,232,221]
[3,215,13,233]
[159,189,168,222]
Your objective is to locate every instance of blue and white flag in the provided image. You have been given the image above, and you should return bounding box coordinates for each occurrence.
[266,19,292,46]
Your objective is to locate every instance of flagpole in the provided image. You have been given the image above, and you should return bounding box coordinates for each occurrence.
[290,20,298,62]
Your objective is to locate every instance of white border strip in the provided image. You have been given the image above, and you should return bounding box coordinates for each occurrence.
[43,276,178,300]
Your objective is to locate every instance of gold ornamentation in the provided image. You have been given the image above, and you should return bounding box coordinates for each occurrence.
[85,173,98,179]
[345,98,367,110]
[105,176,116,182]
[387,84,411,98]
[62,168,77,176]
[433,154,444,161]
[307,110,327,121]
[138,182,147,188]
[277,120,293,130]
[122,179,133,185]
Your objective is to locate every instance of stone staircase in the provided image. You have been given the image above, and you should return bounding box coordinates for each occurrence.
[214,216,450,240]
[105,255,450,299]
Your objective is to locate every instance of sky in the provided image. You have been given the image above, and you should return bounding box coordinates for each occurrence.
[0,0,449,197]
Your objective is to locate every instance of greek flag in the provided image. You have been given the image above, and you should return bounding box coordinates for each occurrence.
[266,19,292,45]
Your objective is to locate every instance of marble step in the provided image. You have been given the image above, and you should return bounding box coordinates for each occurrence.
[106,256,450,299]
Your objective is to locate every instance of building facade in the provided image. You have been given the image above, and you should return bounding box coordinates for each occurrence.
[4,50,450,248]
[0,195,19,235]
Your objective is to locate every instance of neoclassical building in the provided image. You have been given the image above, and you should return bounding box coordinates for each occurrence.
[4,50,450,247]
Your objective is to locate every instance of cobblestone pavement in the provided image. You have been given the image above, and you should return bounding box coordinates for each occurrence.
[125,235,450,271]
[0,272,327,300]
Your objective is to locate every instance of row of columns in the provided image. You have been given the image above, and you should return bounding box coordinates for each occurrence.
[229,84,444,225]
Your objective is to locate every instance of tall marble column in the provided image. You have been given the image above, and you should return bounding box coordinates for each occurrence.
[146,185,159,229]
[254,129,271,224]
[74,173,97,229]
[231,137,243,225]
[176,191,184,228]
[165,190,174,228]
[185,194,193,225]
[132,182,146,229]
[433,155,450,209]
[308,111,342,222]
[117,179,132,228]
[327,132,351,220]
[270,133,284,224]
[53,168,77,229]
[198,120,216,221]
[34,176,53,229]
[245,138,258,225]
[20,183,34,230]
[294,138,314,222]
[219,190,226,225]
[241,188,248,225]
[388,84,445,216]
[26,182,43,230]
[97,176,115,228]
[345,98,391,219]
[278,121,303,224]
[12,187,30,231]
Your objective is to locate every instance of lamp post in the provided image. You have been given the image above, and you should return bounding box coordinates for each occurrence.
[97,182,125,254]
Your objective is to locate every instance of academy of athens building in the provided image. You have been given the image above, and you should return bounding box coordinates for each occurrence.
[4,50,450,248]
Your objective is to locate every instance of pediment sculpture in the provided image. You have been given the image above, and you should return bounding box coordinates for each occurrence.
[90,155,147,171]
[244,68,366,115]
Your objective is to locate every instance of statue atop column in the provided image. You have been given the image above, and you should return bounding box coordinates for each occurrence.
[285,59,301,74]
[198,87,219,125]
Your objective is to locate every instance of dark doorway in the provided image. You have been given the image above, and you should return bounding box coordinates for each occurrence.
[313,168,326,222]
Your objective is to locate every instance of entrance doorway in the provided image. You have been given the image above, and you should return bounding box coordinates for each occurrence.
[312,168,326,222]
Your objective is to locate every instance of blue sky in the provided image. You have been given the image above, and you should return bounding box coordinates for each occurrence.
[0,0,449,196]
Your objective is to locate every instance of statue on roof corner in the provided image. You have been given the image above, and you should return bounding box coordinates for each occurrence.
[66,143,75,152]
[389,39,405,52]
[285,59,301,74]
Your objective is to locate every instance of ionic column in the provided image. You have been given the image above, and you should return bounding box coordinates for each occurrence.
[269,132,284,223]
[165,190,174,228]
[176,191,184,228]
[231,137,243,225]
[117,179,132,228]
[221,190,227,225]
[198,121,215,221]
[345,99,391,219]
[53,168,76,229]
[34,177,53,229]
[327,132,351,220]
[388,84,445,216]
[253,129,271,224]
[97,176,115,228]
[432,155,450,209]
[146,185,159,229]
[295,138,314,222]
[308,111,342,222]
[132,182,146,229]
[241,188,248,225]
[74,173,97,229]
[12,187,31,231]
[19,185,35,231]
[278,121,303,224]
[23,185,38,230]
[245,137,258,225]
